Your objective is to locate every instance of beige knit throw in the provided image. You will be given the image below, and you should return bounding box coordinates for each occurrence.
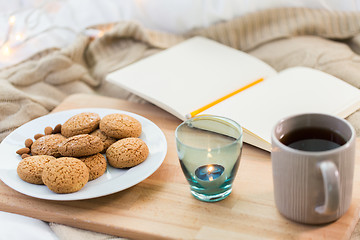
[1,7,360,142]
[1,7,360,239]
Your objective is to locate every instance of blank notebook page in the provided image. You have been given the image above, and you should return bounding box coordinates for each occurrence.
[106,37,277,120]
[202,67,360,143]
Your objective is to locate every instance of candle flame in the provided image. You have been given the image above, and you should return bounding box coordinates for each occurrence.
[207,165,214,173]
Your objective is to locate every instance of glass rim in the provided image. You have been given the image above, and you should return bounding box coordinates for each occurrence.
[175,115,243,150]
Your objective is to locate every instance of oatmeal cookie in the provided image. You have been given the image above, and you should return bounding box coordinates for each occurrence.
[106,137,149,168]
[90,129,116,153]
[99,113,142,139]
[61,112,101,137]
[58,134,104,157]
[42,157,89,193]
[31,134,66,157]
[17,155,56,184]
[79,153,107,181]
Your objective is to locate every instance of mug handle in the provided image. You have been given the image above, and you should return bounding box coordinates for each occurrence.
[315,161,340,215]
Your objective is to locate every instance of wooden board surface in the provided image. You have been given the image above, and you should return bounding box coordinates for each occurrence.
[1,93,360,240]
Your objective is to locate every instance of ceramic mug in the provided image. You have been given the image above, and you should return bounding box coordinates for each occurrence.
[271,113,356,224]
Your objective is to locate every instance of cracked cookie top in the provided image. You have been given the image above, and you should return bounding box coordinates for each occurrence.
[58,134,104,157]
[106,137,149,168]
[99,113,142,139]
[61,112,101,137]
[42,157,89,194]
[31,134,66,157]
[17,155,56,185]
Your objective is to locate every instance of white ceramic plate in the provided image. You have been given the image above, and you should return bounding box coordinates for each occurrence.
[0,108,167,201]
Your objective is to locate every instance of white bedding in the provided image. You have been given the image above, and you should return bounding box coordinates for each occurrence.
[0,211,58,240]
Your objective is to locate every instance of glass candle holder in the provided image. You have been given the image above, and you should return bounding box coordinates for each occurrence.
[175,115,243,202]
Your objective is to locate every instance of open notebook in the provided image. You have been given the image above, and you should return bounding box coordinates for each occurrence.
[106,37,360,151]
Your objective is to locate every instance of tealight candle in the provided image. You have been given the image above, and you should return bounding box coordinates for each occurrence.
[195,164,224,181]
[195,164,226,190]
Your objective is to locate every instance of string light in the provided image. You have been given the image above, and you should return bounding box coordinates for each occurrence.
[15,33,24,41]
[0,1,114,62]
[8,16,16,25]
[1,14,20,59]
[1,44,11,57]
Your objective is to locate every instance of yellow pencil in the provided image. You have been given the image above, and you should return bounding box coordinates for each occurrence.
[187,78,264,118]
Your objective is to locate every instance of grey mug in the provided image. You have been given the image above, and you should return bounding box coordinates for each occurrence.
[271,113,355,224]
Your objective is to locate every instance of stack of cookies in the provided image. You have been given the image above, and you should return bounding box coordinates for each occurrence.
[16,112,149,194]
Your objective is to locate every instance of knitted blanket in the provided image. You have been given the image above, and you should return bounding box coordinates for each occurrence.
[2,7,360,143]
[1,7,360,239]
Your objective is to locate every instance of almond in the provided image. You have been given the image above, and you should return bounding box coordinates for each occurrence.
[34,133,44,140]
[44,126,53,135]
[21,153,31,159]
[52,124,62,134]
[24,138,33,148]
[16,147,30,155]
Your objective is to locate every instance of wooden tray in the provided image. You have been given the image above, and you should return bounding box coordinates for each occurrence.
[1,93,359,240]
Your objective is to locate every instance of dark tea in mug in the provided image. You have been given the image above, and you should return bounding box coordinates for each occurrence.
[280,127,346,151]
